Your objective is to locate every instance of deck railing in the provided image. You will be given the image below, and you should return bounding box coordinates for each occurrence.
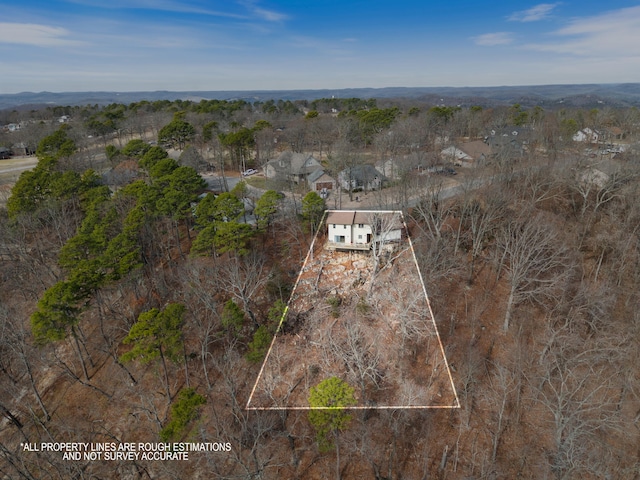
[325,241,371,251]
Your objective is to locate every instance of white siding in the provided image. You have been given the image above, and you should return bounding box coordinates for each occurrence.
[352,224,372,244]
[377,229,402,243]
[328,223,352,244]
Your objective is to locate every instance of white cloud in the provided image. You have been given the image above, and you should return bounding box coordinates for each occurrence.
[473,32,513,46]
[508,3,558,22]
[237,0,289,22]
[0,23,84,47]
[251,7,288,22]
[65,0,247,19]
[525,5,640,57]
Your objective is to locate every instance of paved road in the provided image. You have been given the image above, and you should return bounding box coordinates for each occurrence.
[0,157,39,176]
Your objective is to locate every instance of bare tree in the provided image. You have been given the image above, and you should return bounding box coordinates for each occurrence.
[411,177,450,241]
[329,318,382,401]
[217,251,270,326]
[378,282,431,348]
[464,194,505,283]
[516,166,563,207]
[0,307,51,421]
[496,213,572,331]
[367,211,403,297]
[534,329,625,479]
[177,261,222,390]
[482,362,520,464]
[209,349,285,479]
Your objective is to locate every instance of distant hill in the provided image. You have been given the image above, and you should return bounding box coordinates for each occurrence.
[3,83,640,110]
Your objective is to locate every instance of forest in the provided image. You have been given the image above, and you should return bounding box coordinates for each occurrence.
[0,96,639,479]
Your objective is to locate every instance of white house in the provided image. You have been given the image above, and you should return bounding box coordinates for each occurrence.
[573,128,600,143]
[326,210,403,251]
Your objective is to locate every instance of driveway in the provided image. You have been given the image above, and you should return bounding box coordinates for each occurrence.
[201,173,241,192]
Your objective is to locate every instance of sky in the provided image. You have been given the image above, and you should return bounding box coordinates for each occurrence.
[1,0,640,93]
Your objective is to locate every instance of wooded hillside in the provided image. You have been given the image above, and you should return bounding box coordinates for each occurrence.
[0,98,638,479]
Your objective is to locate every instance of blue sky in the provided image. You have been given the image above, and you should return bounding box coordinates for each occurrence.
[1,1,639,93]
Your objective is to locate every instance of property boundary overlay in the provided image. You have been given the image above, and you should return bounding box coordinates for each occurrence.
[245,210,460,410]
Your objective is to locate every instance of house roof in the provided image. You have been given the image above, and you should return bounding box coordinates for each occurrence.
[353,211,402,228]
[353,211,370,224]
[485,127,531,149]
[400,153,436,169]
[458,140,491,159]
[376,154,428,175]
[327,211,356,225]
[266,151,321,175]
[327,210,402,230]
[308,169,334,183]
[441,146,472,161]
[488,126,531,138]
[339,164,386,182]
[606,126,623,136]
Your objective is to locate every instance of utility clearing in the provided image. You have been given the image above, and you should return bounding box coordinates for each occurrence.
[247,211,459,410]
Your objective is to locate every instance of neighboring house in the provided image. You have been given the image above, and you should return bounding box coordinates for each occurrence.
[338,165,386,191]
[376,153,433,180]
[307,169,336,192]
[441,140,492,167]
[263,151,322,184]
[441,146,471,164]
[11,142,35,156]
[573,128,601,143]
[326,210,403,251]
[604,126,624,141]
[485,127,530,157]
[575,127,628,148]
[375,159,401,181]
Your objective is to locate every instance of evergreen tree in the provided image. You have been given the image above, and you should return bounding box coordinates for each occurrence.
[302,191,326,234]
[254,190,281,232]
[158,116,196,150]
[221,299,245,336]
[120,304,186,400]
[159,387,206,441]
[308,377,357,452]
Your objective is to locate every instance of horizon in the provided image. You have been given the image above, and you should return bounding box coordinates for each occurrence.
[4,81,637,97]
[2,1,640,94]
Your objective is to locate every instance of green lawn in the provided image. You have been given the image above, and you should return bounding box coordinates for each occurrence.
[244,176,269,190]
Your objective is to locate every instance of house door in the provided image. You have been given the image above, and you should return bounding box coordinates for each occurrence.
[366,234,372,243]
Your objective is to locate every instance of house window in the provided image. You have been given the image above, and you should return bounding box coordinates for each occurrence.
[332,224,336,228]
[344,225,347,229]
[358,235,362,240]
[358,224,364,228]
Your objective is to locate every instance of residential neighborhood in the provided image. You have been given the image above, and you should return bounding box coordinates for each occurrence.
[1,91,640,480]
